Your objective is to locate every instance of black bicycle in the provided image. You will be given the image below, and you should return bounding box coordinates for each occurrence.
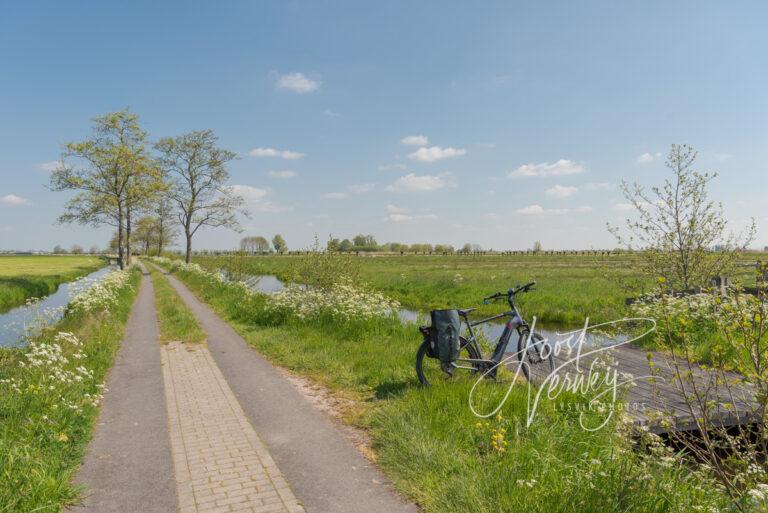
[416,282,554,386]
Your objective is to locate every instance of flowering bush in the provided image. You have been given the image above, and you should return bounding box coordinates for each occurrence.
[151,257,228,285]
[68,267,135,314]
[269,279,400,322]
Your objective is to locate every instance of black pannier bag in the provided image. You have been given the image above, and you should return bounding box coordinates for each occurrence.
[429,309,461,368]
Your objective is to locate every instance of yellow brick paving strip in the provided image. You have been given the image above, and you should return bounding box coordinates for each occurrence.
[161,341,306,513]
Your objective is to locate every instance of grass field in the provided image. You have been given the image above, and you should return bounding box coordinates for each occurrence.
[158,259,737,513]
[0,255,106,313]
[195,253,765,327]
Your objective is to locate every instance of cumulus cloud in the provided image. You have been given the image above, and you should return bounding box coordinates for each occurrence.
[348,183,375,194]
[274,72,320,93]
[408,146,466,163]
[323,192,348,200]
[383,205,437,223]
[516,204,591,216]
[508,159,585,178]
[401,135,429,146]
[385,173,450,192]
[0,194,30,206]
[39,161,64,172]
[637,152,662,164]
[385,204,408,214]
[545,184,578,198]
[228,185,290,212]
[249,147,304,160]
[268,170,297,178]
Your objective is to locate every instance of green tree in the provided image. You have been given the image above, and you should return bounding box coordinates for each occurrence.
[70,245,83,254]
[133,216,159,255]
[51,109,153,269]
[609,144,755,290]
[339,239,353,252]
[327,237,340,252]
[461,243,472,254]
[156,130,246,263]
[272,234,287,253]
[532,241,543,253]
[154,196,178,255]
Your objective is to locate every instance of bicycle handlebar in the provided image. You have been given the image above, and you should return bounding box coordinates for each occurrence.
[482,281,536,302]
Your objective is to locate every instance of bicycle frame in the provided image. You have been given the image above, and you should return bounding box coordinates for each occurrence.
[453,302,529,370]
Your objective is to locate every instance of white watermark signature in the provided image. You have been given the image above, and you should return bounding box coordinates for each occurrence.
[468,317,659,431]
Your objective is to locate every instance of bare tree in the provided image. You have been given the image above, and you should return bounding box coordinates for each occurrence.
[156,130,246,263]
[609,144,755,291]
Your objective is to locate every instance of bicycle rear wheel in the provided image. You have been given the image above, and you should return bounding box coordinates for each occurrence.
[517,331,554,386]
[416,336,481,386]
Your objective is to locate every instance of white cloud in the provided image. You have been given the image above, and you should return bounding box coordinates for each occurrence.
[323,108,341,117]
[545,184,578,198]
[39,161,64,172]
[384,213,438,223]
[584,182,611,190]
[348,183,375,194]
[385,204,408,214]
[378,163,407,171]
[408,146,466,163]
[249,147,304,160]
[508,160,585,178]
[385,173,449,192]
[228,185,290,212]
[516,204,591,216]
[612,202,636,211]
[0,194,30,206]
[274,72,320,93]
[323,192,348,200]
[383,205,438,223]
[229,185,270,201]
[268,170,297,178]
[636,152,662,164]
[401,135,429,146]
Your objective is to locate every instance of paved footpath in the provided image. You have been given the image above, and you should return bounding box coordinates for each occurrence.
[70,268,177,512]
[162,271,418,513]
[162,341,304,513]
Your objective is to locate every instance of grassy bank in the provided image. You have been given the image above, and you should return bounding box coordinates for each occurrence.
[159,258,738,513]
[147,263,204,344]
[0,266,140,512]
[194,253,765,327]
[0,255,106,313]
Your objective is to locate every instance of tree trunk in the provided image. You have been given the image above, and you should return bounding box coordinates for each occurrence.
[157,221,164,256]
[117,205,125,270]
[185,233,193,263]
[125,205,133,267]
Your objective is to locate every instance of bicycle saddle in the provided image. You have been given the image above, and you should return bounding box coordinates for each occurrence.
[457,308,476,317]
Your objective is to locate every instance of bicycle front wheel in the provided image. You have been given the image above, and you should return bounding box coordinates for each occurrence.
[416,336,481,386]
[517,331,554,387]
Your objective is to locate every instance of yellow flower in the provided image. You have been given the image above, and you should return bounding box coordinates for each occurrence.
[56,432,69,442]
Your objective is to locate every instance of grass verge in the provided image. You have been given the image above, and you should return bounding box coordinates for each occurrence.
[147,263,205,344]
[163,260,736,513]
[0,266,140,512]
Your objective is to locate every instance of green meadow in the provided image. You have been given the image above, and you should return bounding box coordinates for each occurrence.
[0,256,106,313]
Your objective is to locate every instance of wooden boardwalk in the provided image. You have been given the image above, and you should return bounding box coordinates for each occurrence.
[544,343,757,434]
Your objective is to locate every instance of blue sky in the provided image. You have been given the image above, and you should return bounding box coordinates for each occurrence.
[1,1,766,251]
